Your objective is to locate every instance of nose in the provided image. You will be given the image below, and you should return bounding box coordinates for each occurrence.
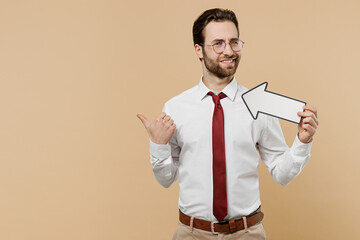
[222,42,234,56]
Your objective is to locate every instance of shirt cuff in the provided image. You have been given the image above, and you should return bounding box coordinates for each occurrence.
[292,135,312,156]
[149,139,171,159]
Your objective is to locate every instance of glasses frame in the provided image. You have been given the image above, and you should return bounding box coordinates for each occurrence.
[200,39,245,54]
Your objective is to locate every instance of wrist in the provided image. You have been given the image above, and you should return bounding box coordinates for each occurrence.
[150,137,167,145]
[297,133,312,144]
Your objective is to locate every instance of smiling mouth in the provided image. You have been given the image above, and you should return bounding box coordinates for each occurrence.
[220,58,236,65]
[220,58,236,63]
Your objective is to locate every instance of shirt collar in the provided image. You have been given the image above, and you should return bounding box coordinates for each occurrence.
[198,76,238,102]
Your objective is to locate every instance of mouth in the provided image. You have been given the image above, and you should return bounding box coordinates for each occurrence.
[220,58,236,67]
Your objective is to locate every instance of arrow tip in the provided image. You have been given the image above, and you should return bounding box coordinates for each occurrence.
[241,82,268,120]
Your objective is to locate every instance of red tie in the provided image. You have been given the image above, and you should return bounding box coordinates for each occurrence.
[208,91,227,222]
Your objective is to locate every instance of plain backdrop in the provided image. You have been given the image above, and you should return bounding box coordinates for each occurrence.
[1,0,359,239]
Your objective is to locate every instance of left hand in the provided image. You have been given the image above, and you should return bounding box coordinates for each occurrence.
[297,105,319,143]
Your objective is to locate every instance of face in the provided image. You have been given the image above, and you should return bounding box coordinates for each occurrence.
[197,21,241,79]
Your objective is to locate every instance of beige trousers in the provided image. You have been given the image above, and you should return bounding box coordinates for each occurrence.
[172,221,267,240]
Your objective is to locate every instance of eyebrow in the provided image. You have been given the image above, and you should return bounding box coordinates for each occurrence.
[211,38,240,43]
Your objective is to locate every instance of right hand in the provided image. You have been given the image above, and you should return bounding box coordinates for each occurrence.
[137,112,176,144]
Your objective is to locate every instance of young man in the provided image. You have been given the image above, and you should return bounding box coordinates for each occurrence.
[137,8,318,240]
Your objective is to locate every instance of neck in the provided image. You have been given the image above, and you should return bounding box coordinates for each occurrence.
[202,70,234,93]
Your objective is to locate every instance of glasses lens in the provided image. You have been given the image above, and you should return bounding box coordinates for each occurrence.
[212,41,243,53]
[213,41,225,53]
[230,40,242,52]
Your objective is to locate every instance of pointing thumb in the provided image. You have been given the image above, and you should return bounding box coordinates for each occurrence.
[137,114,151,129]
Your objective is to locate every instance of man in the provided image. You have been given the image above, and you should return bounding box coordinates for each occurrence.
[137,8,318,240]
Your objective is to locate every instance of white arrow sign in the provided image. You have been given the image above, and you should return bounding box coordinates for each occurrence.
[241,82,306,124]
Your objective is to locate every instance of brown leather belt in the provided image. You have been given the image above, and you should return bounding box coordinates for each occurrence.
[179,209,264,234]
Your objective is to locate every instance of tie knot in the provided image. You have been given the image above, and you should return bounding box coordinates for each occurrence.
[208,92,227,105]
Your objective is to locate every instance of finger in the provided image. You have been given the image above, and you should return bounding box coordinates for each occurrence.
[300,111,319,125]
[166,119,175,128]
[156,112,167,122]
[298,111,313,117]
[301,123,316,135]
[137,114,151,129]
[163,115,171,122]
[301,117,318,129]
[299,117,318,130]
[298,111,317,120]
[303,105,318,118]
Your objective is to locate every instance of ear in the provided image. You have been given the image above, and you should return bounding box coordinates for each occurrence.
[194,44,203,61]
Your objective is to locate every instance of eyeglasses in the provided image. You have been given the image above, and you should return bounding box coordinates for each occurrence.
[200,39,244,54]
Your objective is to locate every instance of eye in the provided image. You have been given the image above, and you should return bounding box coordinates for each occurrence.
[212,42,222,46]
[230,40,239,46]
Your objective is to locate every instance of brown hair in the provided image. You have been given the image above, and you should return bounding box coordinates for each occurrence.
[192,8,239,46]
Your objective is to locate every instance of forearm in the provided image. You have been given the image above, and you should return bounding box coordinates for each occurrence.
[150,140,179,188]
[264,135,312,186]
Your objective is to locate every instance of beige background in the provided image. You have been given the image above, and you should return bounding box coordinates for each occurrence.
[1,0,359,239]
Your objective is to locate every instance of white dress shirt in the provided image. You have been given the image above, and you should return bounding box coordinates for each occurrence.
[149,77,312,221]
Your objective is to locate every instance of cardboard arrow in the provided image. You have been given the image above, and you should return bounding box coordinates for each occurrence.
[241,82,306,124]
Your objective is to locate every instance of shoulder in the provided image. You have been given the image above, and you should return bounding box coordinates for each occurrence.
[164,85,198,107]
[236,82,249,95]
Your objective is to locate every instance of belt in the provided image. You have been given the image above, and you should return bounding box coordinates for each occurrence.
[179,209,264,234]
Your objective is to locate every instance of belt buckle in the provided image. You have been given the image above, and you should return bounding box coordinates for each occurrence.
[211,221,219,234]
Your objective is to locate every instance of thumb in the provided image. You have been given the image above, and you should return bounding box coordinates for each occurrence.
[137,114,151,129]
